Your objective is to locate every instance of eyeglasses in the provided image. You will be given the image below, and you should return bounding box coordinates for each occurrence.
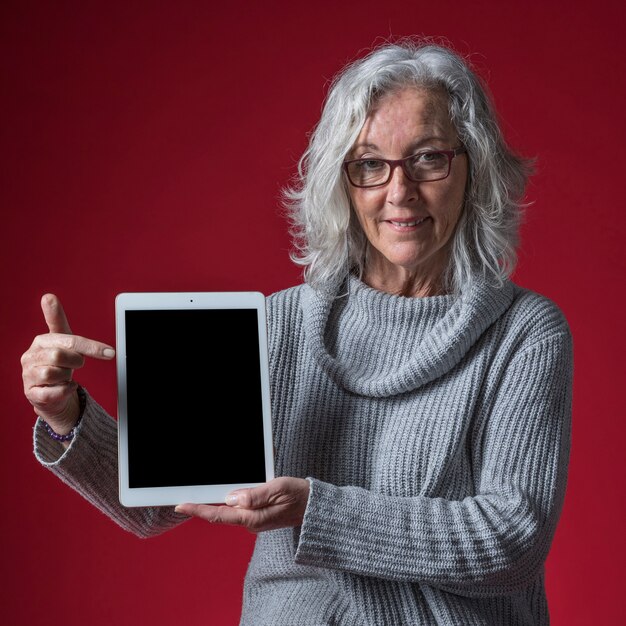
[343,147,467,188]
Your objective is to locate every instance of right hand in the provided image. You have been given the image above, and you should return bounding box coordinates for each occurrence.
[21,294,115,434]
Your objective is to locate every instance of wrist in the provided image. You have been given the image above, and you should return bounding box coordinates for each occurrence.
[41,386,86,442]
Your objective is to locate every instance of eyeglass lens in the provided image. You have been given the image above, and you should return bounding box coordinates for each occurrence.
[347,152,451,187]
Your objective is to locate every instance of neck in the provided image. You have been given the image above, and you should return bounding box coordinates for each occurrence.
[362,249,449,298]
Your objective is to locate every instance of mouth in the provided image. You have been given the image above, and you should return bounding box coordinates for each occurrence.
[386,217,430,228]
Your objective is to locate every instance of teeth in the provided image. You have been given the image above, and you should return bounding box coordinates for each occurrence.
[390,218,426,227]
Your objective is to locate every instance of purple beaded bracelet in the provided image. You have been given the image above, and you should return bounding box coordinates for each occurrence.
[41,386,87,442]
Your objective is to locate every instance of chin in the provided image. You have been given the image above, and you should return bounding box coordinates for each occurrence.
[385,247,447,276]
[385,250,430,271]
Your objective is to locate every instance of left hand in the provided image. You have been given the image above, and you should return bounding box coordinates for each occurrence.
[174,477,310,533]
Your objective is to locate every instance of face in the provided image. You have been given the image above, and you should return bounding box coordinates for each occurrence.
[347,87,468,290]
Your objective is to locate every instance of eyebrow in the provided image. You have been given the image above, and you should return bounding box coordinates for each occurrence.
[351,142,379,152]
[351,136,449,155]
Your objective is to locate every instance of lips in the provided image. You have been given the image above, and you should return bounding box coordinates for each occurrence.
[386,217,430,228]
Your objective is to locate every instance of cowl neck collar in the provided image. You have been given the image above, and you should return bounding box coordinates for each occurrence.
[301,275,514,397]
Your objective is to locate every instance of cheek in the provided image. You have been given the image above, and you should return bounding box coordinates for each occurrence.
[433,179,466,233]
[350,192,381,228]
[446,199,464,227]
[438,206,463,240]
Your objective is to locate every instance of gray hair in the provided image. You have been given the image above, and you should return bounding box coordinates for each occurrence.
[284,39,533,295]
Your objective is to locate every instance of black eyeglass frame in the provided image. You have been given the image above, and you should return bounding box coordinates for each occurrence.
[343,146,467,188]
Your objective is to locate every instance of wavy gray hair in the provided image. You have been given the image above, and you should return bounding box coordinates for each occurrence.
[284,40,533,295]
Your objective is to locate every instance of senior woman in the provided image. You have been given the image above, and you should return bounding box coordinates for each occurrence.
[23,41,572,625]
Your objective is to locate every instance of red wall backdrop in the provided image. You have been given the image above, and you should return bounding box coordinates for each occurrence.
[2,1,625,624]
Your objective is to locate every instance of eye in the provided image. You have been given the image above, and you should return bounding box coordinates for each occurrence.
[415,151,446,166]
[355,159,385,171]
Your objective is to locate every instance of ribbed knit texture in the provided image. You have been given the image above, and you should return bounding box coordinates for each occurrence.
[34,276,572,625]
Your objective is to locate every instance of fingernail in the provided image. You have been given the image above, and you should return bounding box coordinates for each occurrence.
[174,505,184,514]
[103,348,115,358]
[225,493,238,506]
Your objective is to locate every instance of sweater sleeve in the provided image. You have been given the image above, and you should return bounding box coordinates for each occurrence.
[294,331,573,597]
[33,390,187,538]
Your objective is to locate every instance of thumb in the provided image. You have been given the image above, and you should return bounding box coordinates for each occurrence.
[41,293,73,334]
[225,483,273,509]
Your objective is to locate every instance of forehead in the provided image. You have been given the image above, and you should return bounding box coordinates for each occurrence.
[356,87,455,145]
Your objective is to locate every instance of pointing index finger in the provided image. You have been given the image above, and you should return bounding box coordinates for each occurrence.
[37,333,115,360]
[41,294,72,334]
[71,335,116,360]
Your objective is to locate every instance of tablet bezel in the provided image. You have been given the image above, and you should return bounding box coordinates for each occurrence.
[115,291,274,507]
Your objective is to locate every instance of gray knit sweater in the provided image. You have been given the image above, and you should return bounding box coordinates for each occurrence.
[34,276,573,625]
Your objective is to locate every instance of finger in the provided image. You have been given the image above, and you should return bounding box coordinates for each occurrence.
[225,486,270,509]
[35,333,115,360]
[22,347,85,370]
[30,365,73,386]
[41,294,72,334]
[26,381,77,411]
[225,477,292,509]
[174,504,250,527]
[47,348,86,369]
[175,500,300,533]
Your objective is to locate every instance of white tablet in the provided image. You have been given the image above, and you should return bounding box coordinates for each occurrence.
[115,292,274,507]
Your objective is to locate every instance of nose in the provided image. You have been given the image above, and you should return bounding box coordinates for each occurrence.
[386,162,419,205]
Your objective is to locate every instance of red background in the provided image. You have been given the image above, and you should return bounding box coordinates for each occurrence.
[2,1,625,624]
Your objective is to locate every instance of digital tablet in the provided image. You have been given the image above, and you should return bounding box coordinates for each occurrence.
[115,292,274,507]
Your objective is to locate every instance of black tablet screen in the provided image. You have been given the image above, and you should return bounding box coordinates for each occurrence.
[125,309,267,488]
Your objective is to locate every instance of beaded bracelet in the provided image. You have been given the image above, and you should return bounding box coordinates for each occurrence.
[41,385,87,442]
